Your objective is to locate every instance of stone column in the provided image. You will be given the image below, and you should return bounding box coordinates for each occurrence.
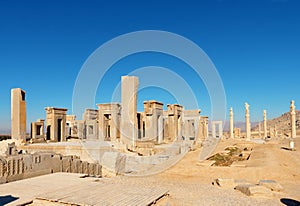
[121,76,138,149]
[245,102,251,140]
[178,115,182,140]
[258,122,261,139]
[263,110,267,138]
[11,88,27,142]
[229,107,234,139]
[211,122,216,138]
[290,100,296,138]
[158,115,163,144]
[218,123,223,139]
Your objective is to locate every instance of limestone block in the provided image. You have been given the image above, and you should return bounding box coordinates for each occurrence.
[259,180,283,192]
[82,161,89,174]
[215,178,236,188]
[71,159,81,173]
[101,152,126,175]
[164,145,181,156]
[95,164,102,177]
[51,155,63,173]
[235,184,273,197]
[88,163,96,176]
[61,157,71,172]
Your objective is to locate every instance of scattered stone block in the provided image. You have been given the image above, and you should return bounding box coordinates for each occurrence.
[259,180,283,192]
[235,184,273,197]
[215,178,236,188]
[166,145,181,156]
[101,152,126,175]
[197,160,215,166]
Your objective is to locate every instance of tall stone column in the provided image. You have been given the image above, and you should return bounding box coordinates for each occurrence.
[258,123,261,139]
[218,123,223,139]
[158,115,163,144]
[245,102,251,140]
[11,88,26,142]
[121,76,138,149]
[263,110,267,138]
[290,100,296,138]
[229,107,234,139]
[211,122,216,138]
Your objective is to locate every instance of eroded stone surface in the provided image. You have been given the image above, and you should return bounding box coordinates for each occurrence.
[215,178,236,188]
[259,180,283,192]
[235,184,273,197]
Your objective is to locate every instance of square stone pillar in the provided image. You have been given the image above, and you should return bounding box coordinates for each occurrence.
[158,115,164,144]
[11,88,26,142]
[229,107,234,139]
[121,76,138,149]
[166,104,183,142]
[218,123,223,139]
[211,123,216,138]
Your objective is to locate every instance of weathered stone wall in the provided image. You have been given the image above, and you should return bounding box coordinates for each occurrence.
[0,152,102,184]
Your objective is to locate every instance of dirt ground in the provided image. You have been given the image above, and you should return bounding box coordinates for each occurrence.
[1,137,300,205]
[150,137,300,205]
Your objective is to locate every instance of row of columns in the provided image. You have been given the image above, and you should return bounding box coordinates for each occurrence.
[229,100,296,140]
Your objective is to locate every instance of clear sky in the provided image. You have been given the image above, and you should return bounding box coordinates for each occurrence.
[0,0,300,133]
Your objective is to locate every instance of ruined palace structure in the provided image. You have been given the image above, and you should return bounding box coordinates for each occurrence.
[21,76,209,150]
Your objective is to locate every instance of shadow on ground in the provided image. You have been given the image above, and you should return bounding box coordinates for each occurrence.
[281,198,300,206]
[0,195,19,205]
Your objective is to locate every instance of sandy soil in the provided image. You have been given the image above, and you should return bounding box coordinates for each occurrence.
[145,137,300,205]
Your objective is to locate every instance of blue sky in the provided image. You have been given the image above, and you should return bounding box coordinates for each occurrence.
[0,0,300,132]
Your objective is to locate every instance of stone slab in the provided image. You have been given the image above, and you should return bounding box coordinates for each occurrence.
[259,180,283,192]
[235,184,273,197]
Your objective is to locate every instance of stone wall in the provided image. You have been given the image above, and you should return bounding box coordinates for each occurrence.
[0,152,102,184]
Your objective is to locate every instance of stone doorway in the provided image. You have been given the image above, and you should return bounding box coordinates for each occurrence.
[57,119,62,142]
[46,125,51,140]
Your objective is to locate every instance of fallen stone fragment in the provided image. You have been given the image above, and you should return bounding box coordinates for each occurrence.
[235,184,273,197]
[215,178,236,188]
[197,160,216,166]
[258,180,283,192]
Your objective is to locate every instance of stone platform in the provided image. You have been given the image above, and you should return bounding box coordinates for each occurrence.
[0,173,168,206]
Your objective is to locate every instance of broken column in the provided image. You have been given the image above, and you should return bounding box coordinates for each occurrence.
[198,116,208,142]
[245,102,251,140]
[121,76,138,149]
[234,127,241,138]
[11,88,27,142]
[263,110,267,138]
[230,107,234,139]
[290,100,296,138]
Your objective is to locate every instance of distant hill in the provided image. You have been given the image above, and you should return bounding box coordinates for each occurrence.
[212,121,259,132]
[0,128,10,135]
[252,110,300,136]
